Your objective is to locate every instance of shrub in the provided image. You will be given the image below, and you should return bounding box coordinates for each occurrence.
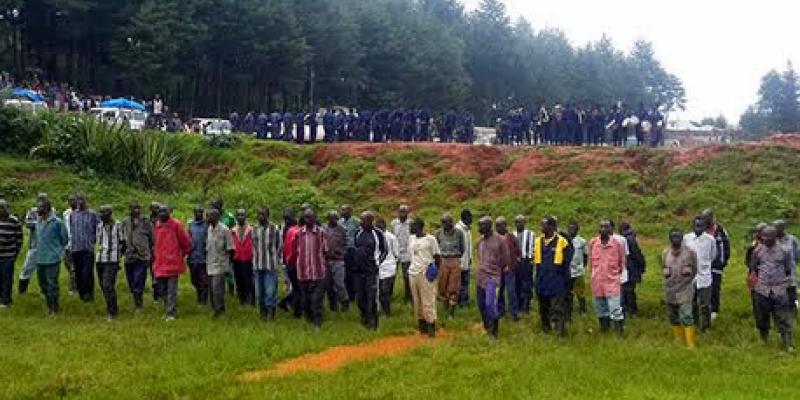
[0,106,46,154]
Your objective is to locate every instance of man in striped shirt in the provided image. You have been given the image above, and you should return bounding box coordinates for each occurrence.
[295,209,328,328]
[70,192,100,302]
[96,205,125,320]
[514,215,535,315]
[252,207,282,320]
[0,199,23,307]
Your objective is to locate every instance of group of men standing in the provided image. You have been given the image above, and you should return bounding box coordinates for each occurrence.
[0,193,797,352]
[497,103,665,147]
[229,108,477,144]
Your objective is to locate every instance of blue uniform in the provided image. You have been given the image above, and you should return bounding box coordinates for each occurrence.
[462,114,475,143]
[334,112,345,141]
[402,111,416,142]
[295,112,305,144]
[256,112,268,139]
[282,112,294,141]
[417,109,431,142]
[323,111,336,142]
[306,112,318,143]
[269,112,282,139]
[443,111,457,143]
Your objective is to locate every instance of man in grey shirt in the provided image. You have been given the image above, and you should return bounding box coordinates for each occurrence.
[749,226,795,352]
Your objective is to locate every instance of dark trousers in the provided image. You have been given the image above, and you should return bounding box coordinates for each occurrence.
[458,269,470,306]
[72,250,95,302]
[64,250,76,292]
[710,272,723,313]
[693,286,712,332]
[538,293,567,336]
[284,264,302,317]
[353,270,379,329]
[477,285,499,337]
[189,263,209,305]
[233,260,255,306]
[344,249,357,301]
[125,259,147,307]
[210,274,226,314]
[158,276,179,318]
[37,263,60,313]
[515,260,534,313]
[622,280,639,317]
[379,276,396,316]
[399,261,411,304]
[498,270,518,319]
[755,292,794,336]
[97,262,119,317]
[0,258,14,305]
[150,260,163,301]
[299,280,325,327]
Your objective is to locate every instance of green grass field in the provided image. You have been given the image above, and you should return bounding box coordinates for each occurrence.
[1,139,800,399]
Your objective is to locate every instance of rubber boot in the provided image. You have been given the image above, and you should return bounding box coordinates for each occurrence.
[18,279,29,295]
[599,317,611,333]
[133,293,144,310]
[614,320,625,338]
[671,325,683,341]
[268,307,276,320]
[428,322,436,338]
[578,298,587,315]
[489,319,499,339]
[260,306,269,320]
[684,326,696,349]
[418,319,427,334]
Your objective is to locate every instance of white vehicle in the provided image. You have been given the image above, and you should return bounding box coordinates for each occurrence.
[3,99,49,114]
[88,107,147,131]
[191,118,232,135]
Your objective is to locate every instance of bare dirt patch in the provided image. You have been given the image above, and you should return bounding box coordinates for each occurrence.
[238,332,450,381]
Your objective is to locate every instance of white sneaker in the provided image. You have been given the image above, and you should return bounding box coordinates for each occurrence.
[0,304,8,308]
[165,316,176,322]
[710,312,718,321]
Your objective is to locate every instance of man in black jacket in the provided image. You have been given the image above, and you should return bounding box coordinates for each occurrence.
[353,211,387,330]
[702,209,730,321]
[620,222,646,318]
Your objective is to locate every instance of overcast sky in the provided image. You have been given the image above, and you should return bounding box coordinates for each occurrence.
[464,0,799,123]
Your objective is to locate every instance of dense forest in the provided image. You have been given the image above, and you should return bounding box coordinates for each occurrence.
[0,0,685,122]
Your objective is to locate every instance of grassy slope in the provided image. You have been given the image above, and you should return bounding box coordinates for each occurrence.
[1,138,800,399]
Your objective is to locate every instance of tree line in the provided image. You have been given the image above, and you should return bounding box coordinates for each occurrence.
[740,62,800,137]
[1,0,685,124]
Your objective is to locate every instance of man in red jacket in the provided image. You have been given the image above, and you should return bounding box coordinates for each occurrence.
[153,205,192,321]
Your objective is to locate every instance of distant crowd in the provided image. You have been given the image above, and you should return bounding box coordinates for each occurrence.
[0,193,797,353]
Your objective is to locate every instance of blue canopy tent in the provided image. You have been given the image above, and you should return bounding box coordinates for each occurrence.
[11,88,46,103]
[100,98,146,111]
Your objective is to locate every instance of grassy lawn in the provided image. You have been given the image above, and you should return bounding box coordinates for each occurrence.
[1,245,798,399]
[1,140,800,399]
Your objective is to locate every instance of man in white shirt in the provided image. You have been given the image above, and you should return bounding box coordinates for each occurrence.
[63,194,77,293]
[567,221,587,318]
[376,217,399,317]
[391,204,412,304]
[514,215,535,314]
[456,209,473,307]
[683,215,717,332]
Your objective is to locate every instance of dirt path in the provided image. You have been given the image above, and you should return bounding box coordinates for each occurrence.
[238,332,451,381]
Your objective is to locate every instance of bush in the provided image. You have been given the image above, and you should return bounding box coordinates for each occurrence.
[0,106,46,154]
[31,115,182,189]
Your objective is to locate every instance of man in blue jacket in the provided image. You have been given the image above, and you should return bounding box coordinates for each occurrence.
[535,216,573,338]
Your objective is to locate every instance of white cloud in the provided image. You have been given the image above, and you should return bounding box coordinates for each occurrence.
[463,0,800,123]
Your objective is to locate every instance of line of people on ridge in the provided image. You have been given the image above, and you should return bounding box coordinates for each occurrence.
[227,102,665,147]
[0,195,796,352]
[229,108,476,144]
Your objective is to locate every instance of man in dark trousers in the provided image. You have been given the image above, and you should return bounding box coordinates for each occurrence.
[282,111,294,142]
[353,211,387,330]
[749,226,795,353]
[701,209,729,321]
[69,192,99,303]
[295,112,306,145]
[323,109,336,143]
[535,216,574,338]
[619,221,646,318]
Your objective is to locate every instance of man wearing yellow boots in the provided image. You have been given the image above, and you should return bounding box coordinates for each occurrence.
[663,228,698,348]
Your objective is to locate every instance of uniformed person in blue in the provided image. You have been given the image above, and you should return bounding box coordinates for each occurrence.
[256,112,269,139]
[323,109,336,143]
[462,112,475,143]
[295,112,306,145]
[282,111,294,141]
[334,110,346,142]
[306,111,318,143]
[443,109,458,143]
[345,109,357,141]
[414,108,428,142]
[402,110,416,142]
